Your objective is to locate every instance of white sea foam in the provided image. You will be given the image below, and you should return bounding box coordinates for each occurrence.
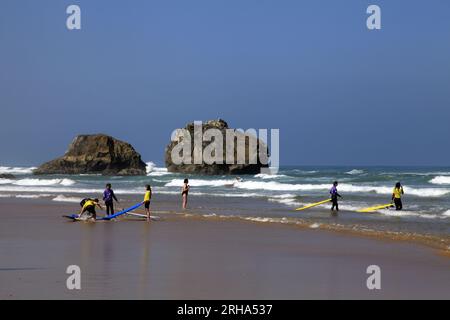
[270,193,298,199]
[233,181,450,197]
[293,169,317,174]
[254,173,287,179]
[268,193,300,207]
[346,169,364,175]
[52,195,82,203]
[443,210,450,217]
[11,178,76,187]
[310,223,321,229]
[0,179,14,184]
[268,197,301,207]
[0,166,36,175]
[381,171,450,177]
[430,176,450,185]
[402,186,450,197]
[377,209,420,217]
[0,186,102,194]
[165,178,235,187]
[235,181,327,191]
[148,171,170,177]
[244,217,272,223]
[418,214,441,219]
[15,194,50,199]
[146,162,169,176]
[0,194,13,198]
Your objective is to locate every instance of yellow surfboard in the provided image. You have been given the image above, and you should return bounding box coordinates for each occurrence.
[357,203,394,213]
[295,199,331,211]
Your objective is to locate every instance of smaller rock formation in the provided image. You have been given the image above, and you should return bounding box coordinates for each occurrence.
[34,134,147,176]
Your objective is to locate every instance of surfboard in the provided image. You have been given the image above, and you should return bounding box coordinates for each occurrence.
[357,203,394,213]
[63,203,143,221]
[62,214,80,221]
[99,202,143,220]
[295,199,331,211]
[62,214,95,221]
[126,212,161,220]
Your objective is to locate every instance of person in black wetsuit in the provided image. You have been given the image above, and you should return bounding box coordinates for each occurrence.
[330,181,342,211]
[182,178,190,209]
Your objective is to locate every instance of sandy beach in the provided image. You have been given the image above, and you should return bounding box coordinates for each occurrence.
[0,197,449,300]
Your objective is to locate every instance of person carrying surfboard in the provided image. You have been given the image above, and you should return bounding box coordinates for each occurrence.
[392,182,404,211]
[142,185,152,222]
[78,198,103,220]
[103,183,119,216]
[330,181,342,211]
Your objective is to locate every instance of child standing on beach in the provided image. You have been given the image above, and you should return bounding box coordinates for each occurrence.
[142,185,152,222]
[182,178,190,209]
[103,183,119,216]
[330,181,342,211]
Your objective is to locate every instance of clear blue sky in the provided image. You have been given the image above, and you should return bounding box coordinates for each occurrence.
[1,0,449,166]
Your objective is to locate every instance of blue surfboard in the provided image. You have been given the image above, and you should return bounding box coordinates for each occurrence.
[98,202,143,221]
[63,202,143,221]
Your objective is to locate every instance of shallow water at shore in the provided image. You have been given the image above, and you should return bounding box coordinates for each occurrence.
[0,164,449,243]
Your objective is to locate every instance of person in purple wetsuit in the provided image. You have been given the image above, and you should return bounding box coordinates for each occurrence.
[330,181,342,211]
[103,183,119,216]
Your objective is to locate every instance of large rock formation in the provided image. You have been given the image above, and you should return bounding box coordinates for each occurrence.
[165,119,268,175]
[34,134,147,176]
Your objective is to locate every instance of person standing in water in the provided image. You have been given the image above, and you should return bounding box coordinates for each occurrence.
[142,185,152,222]
[392,182,404,211]
[330,181,342,211]
[103,183,119,216]
[182,178,190,209]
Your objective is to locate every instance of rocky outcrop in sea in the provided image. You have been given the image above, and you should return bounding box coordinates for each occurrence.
[165,119,268,175]
[34,134,147,176]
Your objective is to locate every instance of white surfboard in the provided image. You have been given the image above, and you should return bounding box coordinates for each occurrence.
[126,211,161,220]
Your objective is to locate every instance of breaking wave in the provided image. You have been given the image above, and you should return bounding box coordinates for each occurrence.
[165,178,236,187]
[233,181,449,197]
[146,162,170,176]
[0,166,36,175]
[430,176,450,185]
[254,173,287,179]
[11,178,76,186]
[52,195,82,203]
[346,169,364,175]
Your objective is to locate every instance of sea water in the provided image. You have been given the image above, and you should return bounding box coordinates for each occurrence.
[1,163,449,239]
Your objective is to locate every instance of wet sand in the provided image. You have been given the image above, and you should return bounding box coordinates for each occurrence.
[0,198,449,299]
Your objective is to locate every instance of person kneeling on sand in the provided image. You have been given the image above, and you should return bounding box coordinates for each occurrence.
[79,198,103,220]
